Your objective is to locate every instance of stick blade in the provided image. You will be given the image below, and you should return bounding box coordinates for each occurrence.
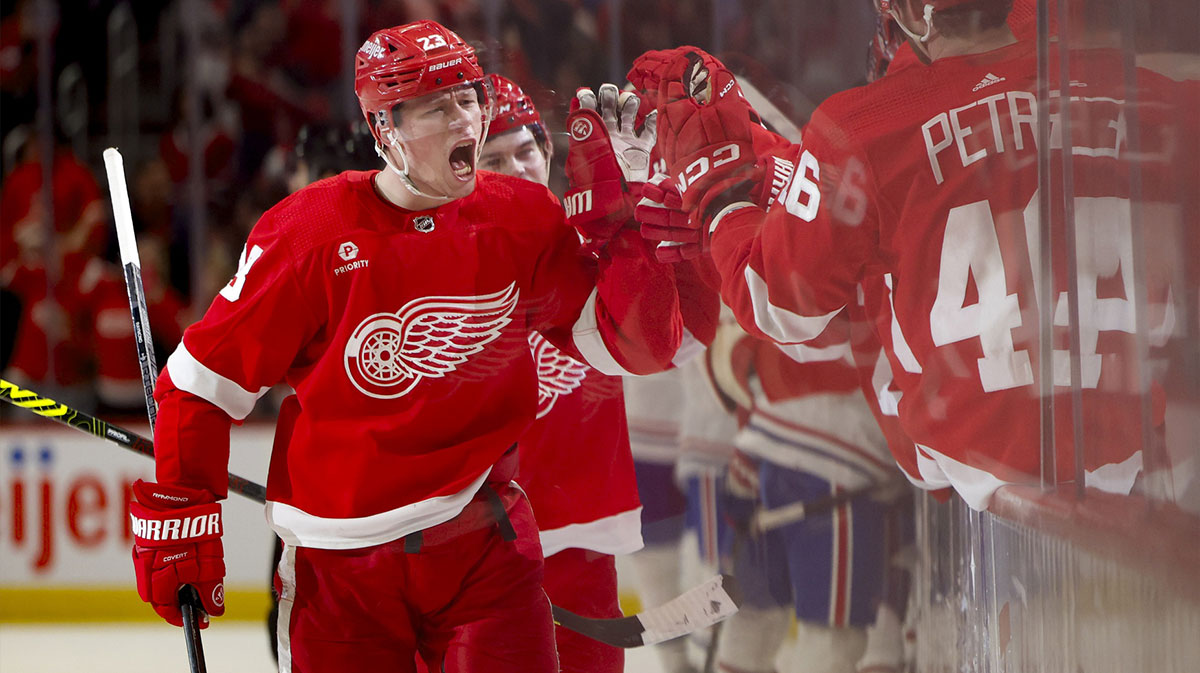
[550,574,740,649]
[636,573,740,646]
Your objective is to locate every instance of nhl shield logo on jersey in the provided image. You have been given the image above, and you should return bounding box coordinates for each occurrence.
[343,283,520,399]
[529,333,589,418]
[413,215,435,233]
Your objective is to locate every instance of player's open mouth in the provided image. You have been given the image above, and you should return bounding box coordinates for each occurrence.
[449,140,477,181]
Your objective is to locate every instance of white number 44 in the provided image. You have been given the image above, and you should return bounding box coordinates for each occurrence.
[928,194,1139,392]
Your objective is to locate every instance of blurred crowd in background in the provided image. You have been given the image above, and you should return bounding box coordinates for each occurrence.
[0,0,879,417]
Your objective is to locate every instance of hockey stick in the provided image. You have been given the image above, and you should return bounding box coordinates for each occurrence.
[1,376,735,648]
[105,148,160,428]
[103,150,736,650]
[552,573,739,648]
[104,147,206,673]
[737,78,803,143]
[0,378,269,502]
[753,479,907,533]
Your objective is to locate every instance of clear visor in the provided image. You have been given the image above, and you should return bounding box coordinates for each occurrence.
[386,81,494,147]
[378,80,496,200]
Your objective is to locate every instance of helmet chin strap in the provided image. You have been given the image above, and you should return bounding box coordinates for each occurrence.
[889,3,935,56]
[376,120,493,205]
[378,130,457,204]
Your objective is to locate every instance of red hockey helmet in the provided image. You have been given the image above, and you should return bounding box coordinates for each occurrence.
[866,12,905,82]
[874,0,991,44]
[877,0,980,10]
[487,74,544,138]
[354,20,488,150]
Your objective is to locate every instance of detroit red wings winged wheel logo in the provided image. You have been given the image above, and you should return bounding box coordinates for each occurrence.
[344,283,520,399]
[529,332,590,419]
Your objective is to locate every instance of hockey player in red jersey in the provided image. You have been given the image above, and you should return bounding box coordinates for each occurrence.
[478,75,555,187]
[129,20,682,673]
[476,73,641,673]
[637,0,1182,510]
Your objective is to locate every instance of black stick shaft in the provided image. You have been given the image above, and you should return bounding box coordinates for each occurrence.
[121,262,159,429]
[107,147,207,671]
[179,586,208,673]
[0,378,267,503]
[754,479,906,532]
[2,377,742,649]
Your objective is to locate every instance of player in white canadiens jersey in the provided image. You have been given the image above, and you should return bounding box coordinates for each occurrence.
[128,20,683,673]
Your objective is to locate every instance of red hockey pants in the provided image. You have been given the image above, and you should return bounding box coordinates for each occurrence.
[543,546,624,673]
[275,482,558,673]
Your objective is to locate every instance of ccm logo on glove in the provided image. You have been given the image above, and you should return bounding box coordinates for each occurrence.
[677,142,741,194]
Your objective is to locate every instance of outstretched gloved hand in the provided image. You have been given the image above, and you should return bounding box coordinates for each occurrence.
[564,84,656,249]
[579,83,656,183]
[626,47,694,109]
[654,48,761,216]
[631,47,796,260]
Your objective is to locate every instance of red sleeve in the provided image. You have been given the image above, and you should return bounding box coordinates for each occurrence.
[153,369,235,497]
[153,213,322,497]
[709,110,880,347]
[528,197,682,376]
[675,258,720,348]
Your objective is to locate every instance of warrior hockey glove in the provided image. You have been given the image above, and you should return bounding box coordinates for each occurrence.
[130,480,225,628]
[564,85,655,249]
[654,48,762,223]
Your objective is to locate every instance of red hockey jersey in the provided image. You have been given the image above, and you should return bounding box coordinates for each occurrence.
[518,334,642,557]
[516,254,720,557]
[153,170,681,548]
[711,42,1182,509]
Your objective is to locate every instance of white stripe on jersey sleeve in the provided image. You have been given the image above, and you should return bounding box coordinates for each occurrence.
[777,340,853,364]
[744,266,842,345]
[709,201,756,236]
[571,287,638,377]
[166,342,273,420]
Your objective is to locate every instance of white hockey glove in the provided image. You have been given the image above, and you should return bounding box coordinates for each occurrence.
[576,83,656,183]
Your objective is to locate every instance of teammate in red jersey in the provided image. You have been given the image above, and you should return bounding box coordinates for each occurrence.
[476,73,642,673]
[129,20,682,673]
[639,0,1182,510]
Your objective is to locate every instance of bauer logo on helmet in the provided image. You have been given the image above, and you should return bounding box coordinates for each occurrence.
[429,57,463,73]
